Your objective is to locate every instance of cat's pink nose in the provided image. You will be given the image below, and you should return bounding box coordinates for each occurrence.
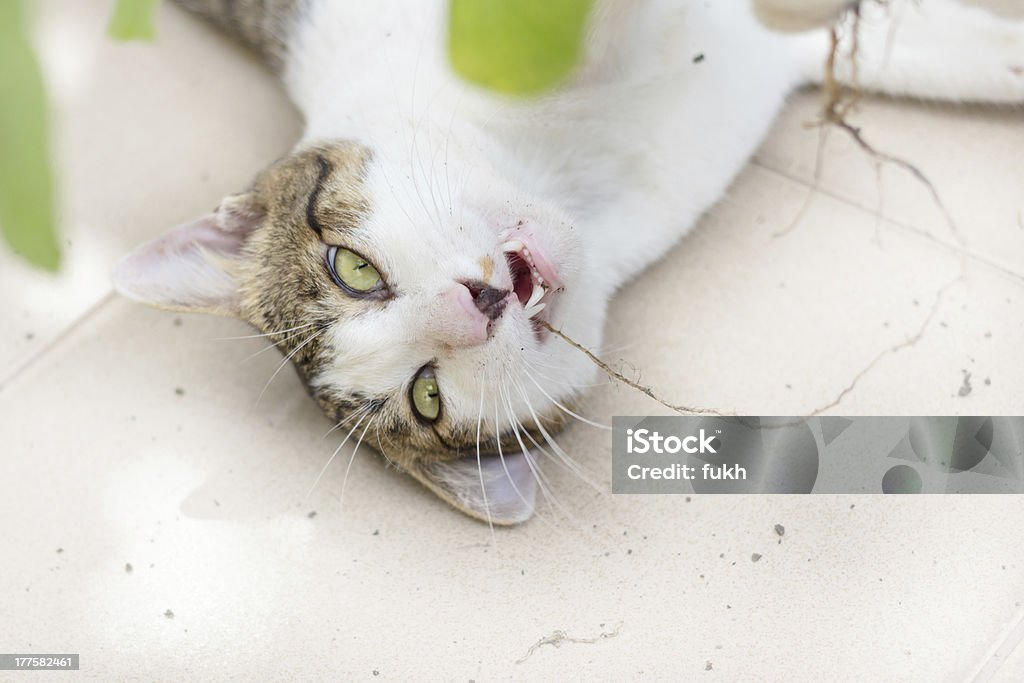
[442,282,509,347]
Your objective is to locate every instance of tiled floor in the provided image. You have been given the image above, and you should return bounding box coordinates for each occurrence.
[2,1,1022,680]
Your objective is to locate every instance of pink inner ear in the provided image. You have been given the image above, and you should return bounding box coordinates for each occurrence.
[111,208,256,316]
[484,450,539,521]
[423,449,538,525]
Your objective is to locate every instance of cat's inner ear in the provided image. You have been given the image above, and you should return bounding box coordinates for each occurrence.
[112,193,263,316]
[407,450,538,525]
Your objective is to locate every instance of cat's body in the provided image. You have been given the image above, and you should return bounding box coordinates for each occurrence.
[115,0,1024,523]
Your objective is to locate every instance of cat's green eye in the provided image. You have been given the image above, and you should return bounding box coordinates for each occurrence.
[328,246,383,293]
[411,367,441,422]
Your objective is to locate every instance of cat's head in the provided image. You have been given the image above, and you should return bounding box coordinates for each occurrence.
[113,140,603,524]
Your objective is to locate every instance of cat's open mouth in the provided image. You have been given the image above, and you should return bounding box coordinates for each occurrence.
[501,230,561,342]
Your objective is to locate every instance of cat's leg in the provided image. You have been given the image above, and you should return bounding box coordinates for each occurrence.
[794,0,1024,103]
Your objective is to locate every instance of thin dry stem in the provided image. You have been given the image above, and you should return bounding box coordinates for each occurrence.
[538,320,731,417]
[516,622,623,664]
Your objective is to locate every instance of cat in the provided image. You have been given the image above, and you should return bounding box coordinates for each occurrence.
[113,0,1024,524]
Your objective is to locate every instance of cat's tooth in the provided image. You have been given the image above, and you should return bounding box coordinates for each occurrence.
[525,282,545,310]
[501,240,524,253]
[525,303,546,319]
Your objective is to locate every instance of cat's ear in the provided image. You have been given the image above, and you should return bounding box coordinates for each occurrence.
[112,193,263,316]
[408,450,537,525]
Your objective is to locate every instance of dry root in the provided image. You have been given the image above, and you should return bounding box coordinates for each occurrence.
[816,1,966,247]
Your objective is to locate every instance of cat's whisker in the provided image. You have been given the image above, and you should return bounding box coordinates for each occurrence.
[255,327,323,406]
[374,427,398,469]
[338,413,376,513]
[498,380,556,510]
[520,350,614,385]
[476,376,498,548]
[510,377,603,494]
[306,407,371,501]
[523,367,611,431]
[320,403,374,442]
[520,360,612,390]
[499,378,581,528]
[406,80,447,234]
[213,321,315,342]
[494,373,576,536]
[441,90,468,217]
[243,324,324,363]
[511,410,592,493]
[490,388,537,519]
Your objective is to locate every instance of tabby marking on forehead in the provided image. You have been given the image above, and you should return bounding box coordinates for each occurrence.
[235,142,375,392]
[306,154,332,237]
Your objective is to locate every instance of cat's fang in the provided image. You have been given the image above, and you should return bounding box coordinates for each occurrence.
[501,240,524,253]
[524,302,546,319]
[525,282,545,310]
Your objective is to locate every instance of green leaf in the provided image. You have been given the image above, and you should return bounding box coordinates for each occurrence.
[448,0,593,95]
[0,0,60,271]
[108,0,160,42]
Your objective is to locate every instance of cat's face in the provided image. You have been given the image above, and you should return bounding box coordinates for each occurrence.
[114,140,604,524]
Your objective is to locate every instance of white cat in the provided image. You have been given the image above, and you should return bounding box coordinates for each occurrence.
[113,0,1024,524]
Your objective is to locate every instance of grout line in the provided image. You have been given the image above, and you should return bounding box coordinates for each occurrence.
[750,157,1024,286]
[971,606,1024,683]
[0,290,118,392]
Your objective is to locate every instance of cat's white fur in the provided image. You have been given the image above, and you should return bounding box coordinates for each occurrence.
[117,0,1023,523]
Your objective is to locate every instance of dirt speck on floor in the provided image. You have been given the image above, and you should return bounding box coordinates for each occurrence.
[774,524,785,537]
[307,511,317,519]
[125,563,133,573]
[705,661,713,671]
[958,371,972,397]
[56,548,63,554]
[164,609,175,619]
[174,387,185,396]
[751,553,762,563]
